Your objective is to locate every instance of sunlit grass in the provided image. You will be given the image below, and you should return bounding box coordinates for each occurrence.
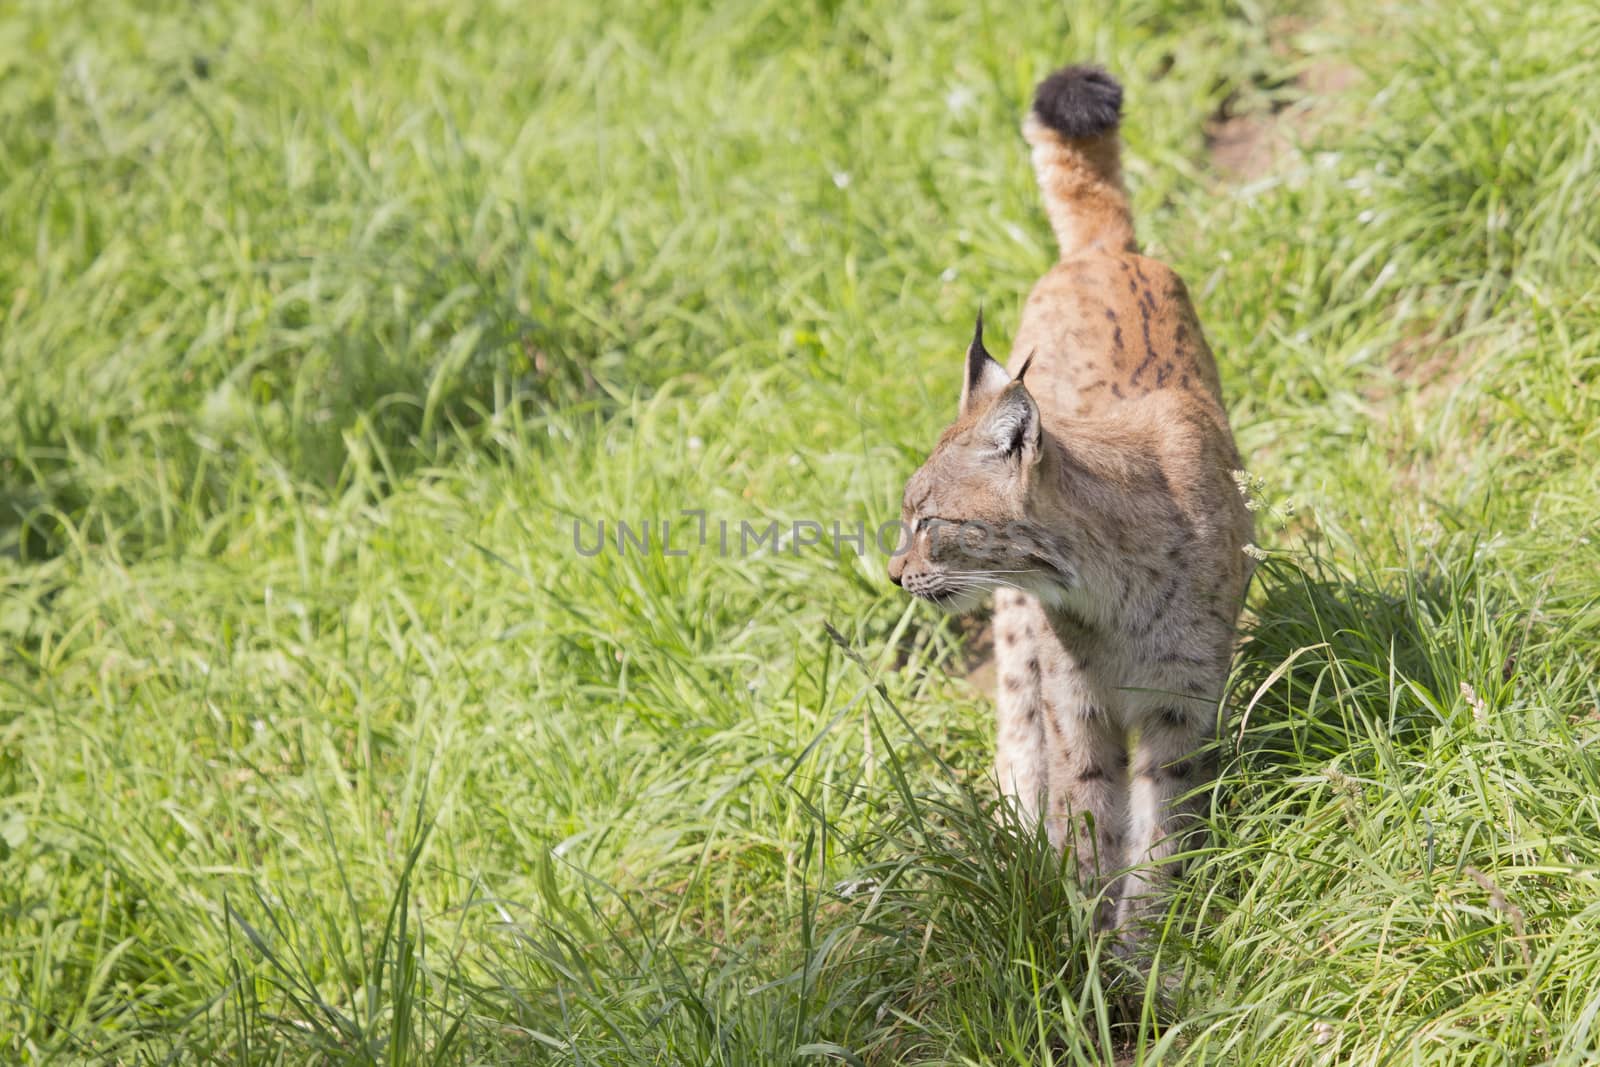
[3,0,1599,1062]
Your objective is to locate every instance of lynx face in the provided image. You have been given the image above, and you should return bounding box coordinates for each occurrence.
[889,486,1022,613]
[887,317,1074,611]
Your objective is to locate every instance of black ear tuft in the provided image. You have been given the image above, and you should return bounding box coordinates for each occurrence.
[1031,64,1123,140]
[1015,349,1036,383]
[964,305,991,399]
[961,305,1009,415]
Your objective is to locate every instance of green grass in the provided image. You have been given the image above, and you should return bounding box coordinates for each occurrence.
[3,0,1599,1062]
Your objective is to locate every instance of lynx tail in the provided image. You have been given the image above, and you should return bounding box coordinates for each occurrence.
[1024,65,1137,258]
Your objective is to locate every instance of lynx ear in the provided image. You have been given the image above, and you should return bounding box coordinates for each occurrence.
[960,307,1010,417]
[977,381,1040,461]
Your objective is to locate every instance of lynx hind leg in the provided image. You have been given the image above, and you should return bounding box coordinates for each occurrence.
[1117,700,1219,933]
[991,590,1049,824]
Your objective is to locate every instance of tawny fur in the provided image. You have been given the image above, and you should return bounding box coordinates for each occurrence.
[887,64,1253,936]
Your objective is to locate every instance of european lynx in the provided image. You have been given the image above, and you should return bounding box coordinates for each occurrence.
[887,65,1253,933]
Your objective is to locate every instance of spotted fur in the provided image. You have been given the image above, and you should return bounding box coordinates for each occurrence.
[887,63,1254,937]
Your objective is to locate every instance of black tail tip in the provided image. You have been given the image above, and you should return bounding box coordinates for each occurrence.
[1031,64,1123,139]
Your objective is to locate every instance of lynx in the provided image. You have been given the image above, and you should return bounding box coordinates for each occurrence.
[887,64,1253,933]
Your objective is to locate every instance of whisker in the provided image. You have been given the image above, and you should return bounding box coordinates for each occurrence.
[941,577,1026,595]
[944,569,1038,576]
[943,577,1029,588]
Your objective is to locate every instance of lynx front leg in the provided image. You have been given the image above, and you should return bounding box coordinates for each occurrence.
[1117,702,1218,934]
[992,591,1048,822]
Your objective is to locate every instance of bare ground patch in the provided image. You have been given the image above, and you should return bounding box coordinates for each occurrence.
[1207,31,1361,182]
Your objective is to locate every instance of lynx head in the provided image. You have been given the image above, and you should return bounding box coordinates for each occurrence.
[887,311,1062,611]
